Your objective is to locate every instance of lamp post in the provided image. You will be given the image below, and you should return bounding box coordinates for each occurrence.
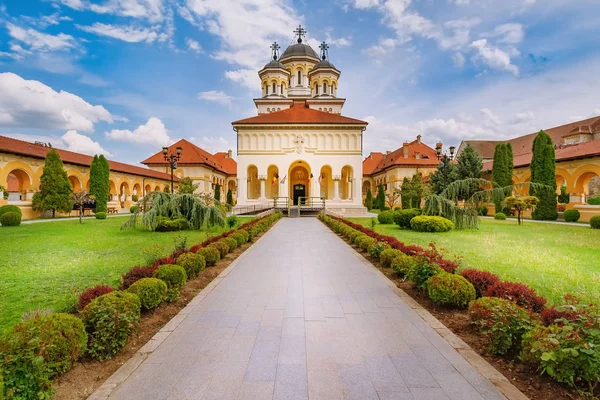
[162,146,182,194]
[435,142,455,168]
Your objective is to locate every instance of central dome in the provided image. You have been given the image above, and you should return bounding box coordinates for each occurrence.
[280,42,319,60]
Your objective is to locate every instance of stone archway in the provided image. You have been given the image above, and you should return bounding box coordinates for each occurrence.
[69,175,82,191]
[5,168,34,202]
[266,165,279,199]
[320,165,333,200]
[288,161,311,205]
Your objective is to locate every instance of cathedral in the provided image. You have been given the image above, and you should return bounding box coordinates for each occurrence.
[232,26,368,215]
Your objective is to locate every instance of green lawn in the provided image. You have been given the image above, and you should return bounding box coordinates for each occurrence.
[0,216,251,333]
[348,218,600,305]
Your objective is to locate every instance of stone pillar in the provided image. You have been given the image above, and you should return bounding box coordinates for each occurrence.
[333,175,341,201]
[259,175,267,200]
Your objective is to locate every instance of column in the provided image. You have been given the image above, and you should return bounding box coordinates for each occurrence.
[238,177,247,205]
[333,175,341,201]
[348,179,353,200]
[355,178,362,205]
[259,175,267,200]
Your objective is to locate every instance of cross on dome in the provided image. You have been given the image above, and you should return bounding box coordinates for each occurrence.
[319,41,329,60]
[270,42,280,60]
[293,25,307,43]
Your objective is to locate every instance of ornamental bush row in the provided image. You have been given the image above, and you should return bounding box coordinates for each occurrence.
[377,208,454,232]
[319,214,600,394]
[0,212,282,399]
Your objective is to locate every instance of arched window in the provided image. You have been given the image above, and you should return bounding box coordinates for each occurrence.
[323,82,327,93]
[316,85,319,95]
[331,85,334,95]
[297,70,302,86]
[272,82,276,94]
[280,84,283,94]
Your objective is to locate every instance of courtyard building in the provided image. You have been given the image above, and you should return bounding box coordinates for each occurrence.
[0,135,174,218]
[232,26,368,215]
[457,115,600,221]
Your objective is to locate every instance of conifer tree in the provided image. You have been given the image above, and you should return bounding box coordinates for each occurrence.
[178,177,199,194]
[492,143,514,211]
[455,144,483,200]
[530,130,558,220]
[375,184,386,209]
[32,149,74,217]
[365,187,373,210]
[214,183,221,202]
[90,155,109,212]
[430,155,457,194]
[226,188,234,207]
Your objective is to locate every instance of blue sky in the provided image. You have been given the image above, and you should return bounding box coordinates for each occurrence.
[1,0,599,165]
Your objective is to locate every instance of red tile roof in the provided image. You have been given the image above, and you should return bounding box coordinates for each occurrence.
[0,135,175,181]
[142,139,234,175]
[213,152,237,175]
[363,139,439,175]
[232,101,368,125]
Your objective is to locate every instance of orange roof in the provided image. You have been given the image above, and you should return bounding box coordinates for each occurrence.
[232,101,368,125]
[363,139,440,175]
[0,135,175,181]
[213,152,237,175]
[142,139,233,175]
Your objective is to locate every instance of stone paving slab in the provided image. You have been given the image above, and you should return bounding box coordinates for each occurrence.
[91,218,527,400]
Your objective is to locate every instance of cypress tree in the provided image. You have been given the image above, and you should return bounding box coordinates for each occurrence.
[226,188,233,207]
[32,149,74,217]
[530,130,558,220]
[375,184,385,209]
[214,183,221,202]
[90,155,109,212]
[492,143,513,211]
[365,187,373,210]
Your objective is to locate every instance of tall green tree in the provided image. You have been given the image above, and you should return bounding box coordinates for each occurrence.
[530,130,558,220]
[492,143,514,212]
[178,177,199,194]
[401,174,426,209]
[214,183,221,203]
[375,184,385,209]
[364,187,373,210]
[455,143,483,199]
[430,155,457,195]
[89,155,109,212]
[226,188,234,207]
[32,149,74,218]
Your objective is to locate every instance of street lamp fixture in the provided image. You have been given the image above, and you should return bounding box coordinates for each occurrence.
[162,146,182,193]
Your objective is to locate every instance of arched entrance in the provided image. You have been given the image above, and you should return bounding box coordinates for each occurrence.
[575,172,600,203]
[247,165,260,199]
[6,169,33,202]
[288,161,311,205]
[69,176,82,191]
[341,165,353,200]
[320,165,333,200]
[267,165,279,199]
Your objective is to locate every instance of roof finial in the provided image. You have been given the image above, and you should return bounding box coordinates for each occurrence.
[319,41,329,60]
[270,42,280,60]
[293,25,306,43]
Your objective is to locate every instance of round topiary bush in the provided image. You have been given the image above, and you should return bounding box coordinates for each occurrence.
[129,205,139,214]
[127,278,167,310]
[393,208,421,229]
[494,212,507,220]
[459,269,500,298]
[153,264,187,302]
[0,211,21,227]
[0,204,22,219]
[237,229,250,243]
[407,258,442,289]
[380,248,403,268]
[359,236,377,252]
[410,216,454,232]
[368,242,391,259]
[81,291,141,360]
[224,236,238,251]
[78,285,114,311]
[391,253,417,276]
[427,272,476,308]
[196,246,220,266]
[353,233,368,246]
[0,313,87,398]
[563,209,580,222]
[95,212,107,220]
[377,210,395,224]
[211,241,229,257]
[476,206,488,216]
[230,232,247,246]
[590,215,600,229]
[176,252,206,279]
[348,230,362,243]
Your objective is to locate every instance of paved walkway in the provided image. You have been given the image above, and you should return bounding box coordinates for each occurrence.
[101,218,511,400]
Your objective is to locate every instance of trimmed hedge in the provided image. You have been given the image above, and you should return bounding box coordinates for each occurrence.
[563,209,580,222]
[427,272,476,309]
[380,248,403,268]
[0,212,21,227]
[407,258,442,289]
[368,242,390,259]
[590,215,600,229]
[391,253,416,276]
[588,196,600,205]
[127,278,167,310]
[459,269,500,298]
[485,281,547,313]
[494,212,506,220]
[78,285,114,311]
[95,212,107,220]
[154,264,186,302]
[129,206,139,214]
[476,206,488,216]
[377,210,395,224]
[394,208,421,229]
[211,241,229,257]
[120,266,156,290]
[0,205,21,219]
[410,216,454,232]
[155,217,189,232]
[81,291,141,360]
[176,253,206,279]
[196,246,221,266]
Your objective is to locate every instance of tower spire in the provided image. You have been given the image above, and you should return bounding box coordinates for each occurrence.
[319,41,329,60]
[270,42,280,60]
[293,25,307,44]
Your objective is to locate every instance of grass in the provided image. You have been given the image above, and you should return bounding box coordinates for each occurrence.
[348,218,600,305]
[0,216,252,333]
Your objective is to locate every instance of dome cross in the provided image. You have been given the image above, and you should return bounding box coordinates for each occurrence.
[319,41,329,60]
[293,25,307,43]
[270,42,280,60]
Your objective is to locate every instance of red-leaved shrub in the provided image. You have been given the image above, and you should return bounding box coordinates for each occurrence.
[485,281,547,313]
[151,257,174,269]
[77,285,114,311]
[540,307,580,326]
[120,265,157,290]
[460,269,500,298]
[170,248,188,260]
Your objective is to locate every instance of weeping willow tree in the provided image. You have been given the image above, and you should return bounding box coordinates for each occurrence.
[121,192,225,231]
[424,178,550,230]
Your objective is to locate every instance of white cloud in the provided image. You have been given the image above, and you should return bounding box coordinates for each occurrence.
[57,0,165,22]
[76,23,159,43]
[0,72,113,132]
[196,135,230,154]
[106,117,171,145]
[483,23,524,44]
[468,39,519,76]
[451,0,470,5]
[55,0,85,10]
[480,107,502,125]
[186,37,202,54]
[352,0,380,8]
[225,69,258,89]
[439,18,480,50]
[325,31,352,47]
[198,90,233,106]
[6,23,76,51]
[452,52,465,68]
[62,130,111,156]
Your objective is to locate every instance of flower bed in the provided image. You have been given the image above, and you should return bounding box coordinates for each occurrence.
[319,214,600,398]
[0,212,282,399]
